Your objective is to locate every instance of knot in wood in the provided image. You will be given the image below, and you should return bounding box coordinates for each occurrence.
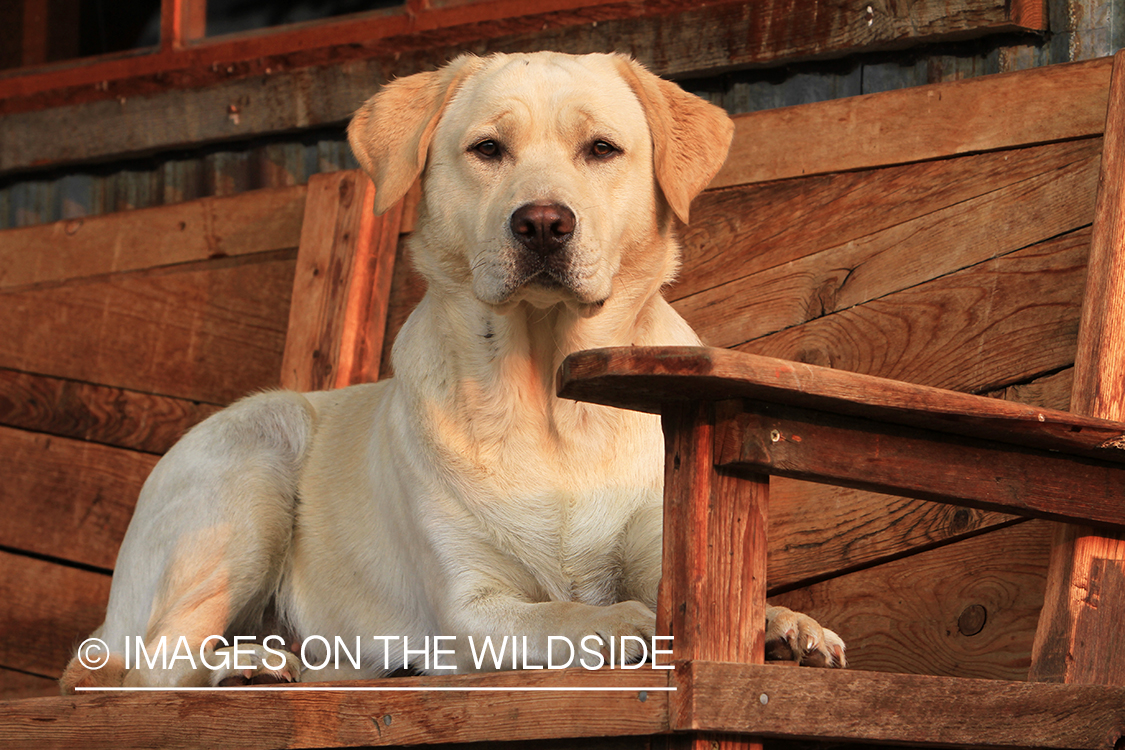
[957,604,987,636]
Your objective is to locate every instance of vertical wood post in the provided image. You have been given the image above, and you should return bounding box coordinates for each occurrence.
[1028,48,1125,686]
[659,400,767,750]
[280,170,403,392]
[160,0,207,51]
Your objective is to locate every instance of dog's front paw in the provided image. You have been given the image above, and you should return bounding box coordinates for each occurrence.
[765,606,846,668]
[209,643,302,686]
[563,600,656,665]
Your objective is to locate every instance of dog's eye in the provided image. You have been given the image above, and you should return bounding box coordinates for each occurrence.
[590,140,619,159]
[471,140,502,159]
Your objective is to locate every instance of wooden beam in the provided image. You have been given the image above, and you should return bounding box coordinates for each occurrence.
[712,56,1112,189]
[0,668,671,749]
[0,0,1054,175]
[714,400,1125,532]
[1029,47,1125,686]
[558,347,1125,462]
[659,402,767,750]
[280,171,402,391]
[160,0,206,52]
[0,183,306,291]
[674,661,1125,749]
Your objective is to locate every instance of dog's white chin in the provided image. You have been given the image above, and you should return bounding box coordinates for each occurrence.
[477,280,609,317]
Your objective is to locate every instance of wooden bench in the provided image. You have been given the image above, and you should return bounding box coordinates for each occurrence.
[2,48,1125,749]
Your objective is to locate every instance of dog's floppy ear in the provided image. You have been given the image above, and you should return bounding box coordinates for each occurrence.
[348,55,482,215]
[613,56,734,224]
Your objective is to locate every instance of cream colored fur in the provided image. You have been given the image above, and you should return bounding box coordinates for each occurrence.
[61,52,843,692]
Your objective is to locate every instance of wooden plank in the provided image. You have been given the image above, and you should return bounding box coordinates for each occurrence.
[0,425,155,570]
[671,137,1101,303]
[0,669,670,749]
[0,550,111,678]
[766,520,1050,680]
[0,184,306,290]
[712,56,1113,189]
[677,147,1099,349]
[160,0,206,52]
[0,668,59,700]
[0,0,1050,174]
[741,228,1089,394]
[675,658,1125,748]
[280,171,402,391]
[717,400,1125,531]
[767,479,1020,593]
[559,347,1125,462]
[768,369,1071,592]
[659,402,766,750]
[0,368,220,454]
[660,402,767,663]
[1030,47,1125,687]
[0,252,295,405]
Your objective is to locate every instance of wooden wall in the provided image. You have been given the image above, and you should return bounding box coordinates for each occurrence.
[0,0,1118,705]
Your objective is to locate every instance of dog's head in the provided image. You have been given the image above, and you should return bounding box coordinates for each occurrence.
[348,52,733,312]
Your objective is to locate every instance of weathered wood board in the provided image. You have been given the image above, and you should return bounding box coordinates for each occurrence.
[0,0,1049,174]
[0,426,156,570]
[768,519,1052,680]
[0,185,305,290]
[0,252,296,404]
[0,551,110,679]
[0,369,221,454]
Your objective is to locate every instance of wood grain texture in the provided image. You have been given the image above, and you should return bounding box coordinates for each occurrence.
[767,480,1019,593]
[281,171,402,391]
[0,425,154,569]
[559,347,1125,461]
[712,57,1112,189]
[671,138,1101,303]
[659,402,767,664]
[740,228,1090,394]
[0,668,59,700]
[0,0,1046,173]
[767,521,1052,680]
[0,550,111,678]
[676,658,1125,748]
[0,252,296,404]
[677,149,1099,349]
[1029,50,1125,687]
[719,401,1125,531]
[0,368,220,454]
[0,184,305,290]
[0,669,670,749]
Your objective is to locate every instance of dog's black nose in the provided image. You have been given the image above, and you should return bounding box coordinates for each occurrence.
[510,202,575,256]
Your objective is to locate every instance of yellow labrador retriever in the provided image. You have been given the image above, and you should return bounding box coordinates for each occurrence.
[62,51,844,691]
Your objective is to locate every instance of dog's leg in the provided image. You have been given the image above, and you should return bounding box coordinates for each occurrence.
[61,391,314,691]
